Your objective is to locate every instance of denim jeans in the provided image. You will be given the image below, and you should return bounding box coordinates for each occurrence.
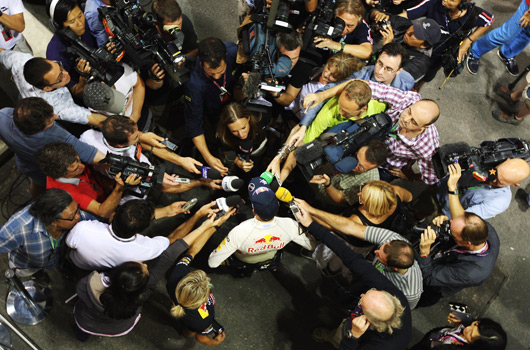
[471,0,530,59]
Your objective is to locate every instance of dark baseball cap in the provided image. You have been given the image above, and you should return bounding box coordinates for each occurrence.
[412,19,442,46]
[248,177,278,221]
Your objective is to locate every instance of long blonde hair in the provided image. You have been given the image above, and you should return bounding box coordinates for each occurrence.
[170,270,211,318]
[360,181,397,218]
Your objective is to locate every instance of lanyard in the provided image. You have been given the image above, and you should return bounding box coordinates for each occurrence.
[206,70,230,103]
[451,241,490,256]
[49,235,61,250]
[388,121,400,138]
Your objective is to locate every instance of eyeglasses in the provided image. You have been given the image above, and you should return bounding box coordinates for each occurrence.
[375,59,396,74]
[48,61,65,87]
[56,204,80,221]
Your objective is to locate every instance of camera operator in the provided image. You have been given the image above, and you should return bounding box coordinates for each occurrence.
[417,211,499,307]
[0,50,107,128]
[184,37,244,176]
[437,161,530,220]
[79,115,221,198]
[312,0,373,60]
[369,10,442,82]
[310,139,388,206]
[304,79,440,185]
[293,205,411,349]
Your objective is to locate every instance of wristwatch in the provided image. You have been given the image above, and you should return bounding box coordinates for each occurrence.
[448,189,459,196]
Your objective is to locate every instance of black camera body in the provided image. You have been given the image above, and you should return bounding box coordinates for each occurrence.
[300,0,345,67]
[411,220,453,257]
[99,152,166,197]
[58,28,124,86]
[371,19,390,32]
[433,138,530,185]
[98,0,189,85]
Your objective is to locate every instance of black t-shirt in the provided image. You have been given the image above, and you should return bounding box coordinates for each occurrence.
[284,60,314,89]
[166,255,222,335]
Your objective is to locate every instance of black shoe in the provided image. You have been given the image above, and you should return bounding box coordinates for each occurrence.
[31,270,51,286]
[492,110,522,125]
[466,52,480,74]
[515,188,530,207]
[497,50,519,76]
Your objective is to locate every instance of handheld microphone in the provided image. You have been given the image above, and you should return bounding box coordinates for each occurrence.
[197,166,222,180]
[260,171,281,192]
[222,176,245,192]
[275,187,301,221]
[214,195,243,218]
[238,139,254,161]
[224,151,237,167]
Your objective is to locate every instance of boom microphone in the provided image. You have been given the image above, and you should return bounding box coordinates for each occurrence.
[243,71,262,98]
[295,140,324,164]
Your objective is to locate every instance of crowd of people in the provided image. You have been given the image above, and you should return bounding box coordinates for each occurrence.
[1,0,529,348]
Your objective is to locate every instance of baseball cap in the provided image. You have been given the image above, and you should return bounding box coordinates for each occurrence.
[83,82,126,115]
[248,177,278,221]
[412,19,442,47]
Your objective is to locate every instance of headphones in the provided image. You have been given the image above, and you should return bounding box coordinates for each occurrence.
[48,0,61,31]
[457,0,470,11]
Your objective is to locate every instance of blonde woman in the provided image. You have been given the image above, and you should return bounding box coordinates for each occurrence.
[350,180,412,231]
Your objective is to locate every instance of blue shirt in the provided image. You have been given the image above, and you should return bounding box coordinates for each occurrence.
[0,107,98,184]
[0,205,96,270]
[84,0,109,47]
[183,42,238,139]
[46,22,99,89]
[437,183,512,220]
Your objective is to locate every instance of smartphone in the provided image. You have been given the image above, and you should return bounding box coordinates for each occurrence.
[162,139,178,151]
[449,302,473,324]
[173,177,191,184]
[182,198,197,212]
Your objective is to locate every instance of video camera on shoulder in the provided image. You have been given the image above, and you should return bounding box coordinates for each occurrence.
[251,0,306,33]
[432,138,530,186]
[99,152,166,197]
[300,0,345,68]
[98,0,190,85]
[295,113,393,180]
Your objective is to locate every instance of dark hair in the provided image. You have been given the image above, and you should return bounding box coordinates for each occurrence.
[276,31,303,52]
[100,262,149,319]
[102,115,138,147]
[38,142,79,179]
[198,37,226,69]
[364,139,389,166]
[47,0,78,29]
[471,318,507,350]
[384,240,415,269]
[112,200,155,238]
[381,42,409,69]
[29,189,73,226]
[152,0,182,22]
[462,212,489,245]
[13,97,55,135]
[23,58,53,89]
[216,102,264,149]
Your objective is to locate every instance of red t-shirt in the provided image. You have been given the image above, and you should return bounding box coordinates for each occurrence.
[46,167,106,210]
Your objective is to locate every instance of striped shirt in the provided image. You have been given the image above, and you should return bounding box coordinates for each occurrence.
[365,226,424,309]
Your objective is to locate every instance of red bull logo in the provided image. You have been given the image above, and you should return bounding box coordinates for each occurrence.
[254,235,281,244]
[250,235,284,252]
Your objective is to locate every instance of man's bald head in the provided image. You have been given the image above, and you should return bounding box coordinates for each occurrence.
[361,289,404,334]
[414,99,440,126]
[495,158,530,187]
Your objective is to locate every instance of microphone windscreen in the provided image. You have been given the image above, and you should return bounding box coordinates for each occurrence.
[243,71,261,98]
[239,139,254,154]
[232,178,245,190]
[275,187,293,203]
[222,176,244,192]
[295,140,323,164]
[225,151,237,167]
[226,195,242,207]
[199,166,222,179]
[260,171,274,184]
[83,82,126,114]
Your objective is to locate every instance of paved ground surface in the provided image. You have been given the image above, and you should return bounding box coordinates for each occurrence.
[0,0,529,349]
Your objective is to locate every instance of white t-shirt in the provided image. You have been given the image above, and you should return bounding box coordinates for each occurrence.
[113,64,137,116]
[0,0,25,50]
[66,220,170,270]
[208,216,314,267]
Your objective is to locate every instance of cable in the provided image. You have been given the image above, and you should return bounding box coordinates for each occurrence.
[1,173,32,221]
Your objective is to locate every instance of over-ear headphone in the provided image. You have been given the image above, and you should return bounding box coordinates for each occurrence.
[457,0,470,11]
[48,0,61,31]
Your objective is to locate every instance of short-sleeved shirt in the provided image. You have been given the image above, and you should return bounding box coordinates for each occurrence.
[183,42,238,139]
[407,0,494,50]
[46,167,106,211]
[0,51,92,124]
[166,255,220,335]
[46,22,99,89]
[342,20,373,46]
[0,0,25,49]
[0,107,98,184]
